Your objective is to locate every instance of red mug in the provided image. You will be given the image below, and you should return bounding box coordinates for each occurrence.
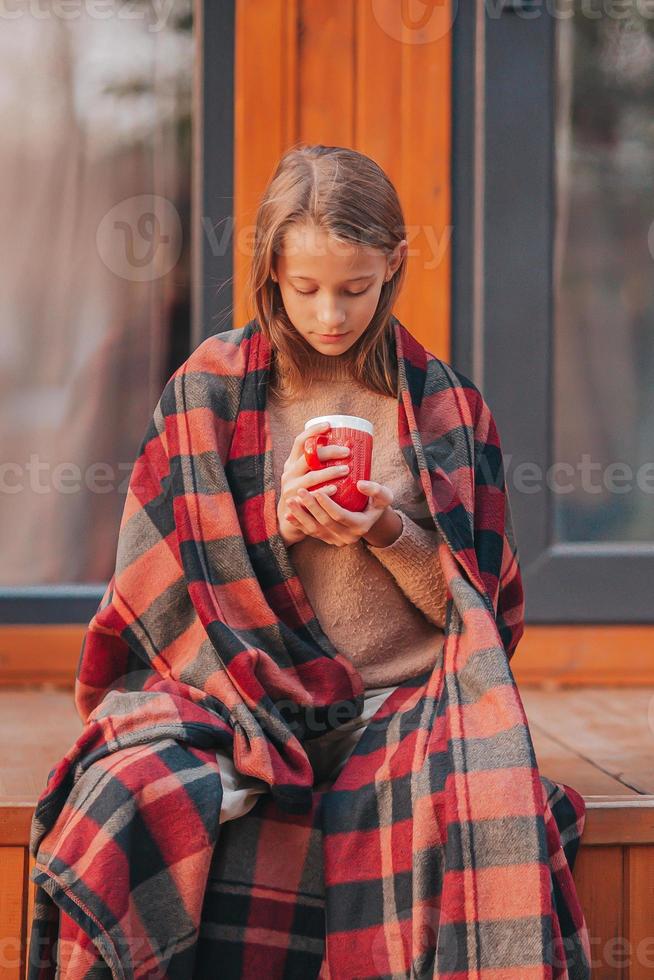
[303,414,374,512]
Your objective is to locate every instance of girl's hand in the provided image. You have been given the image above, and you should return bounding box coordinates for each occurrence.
[285,475,396,548]
[277,421,353,547]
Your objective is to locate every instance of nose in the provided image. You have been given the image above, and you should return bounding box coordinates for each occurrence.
[316,298,346,330]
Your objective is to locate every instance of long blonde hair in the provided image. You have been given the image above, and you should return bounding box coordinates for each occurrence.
[247,144,408,403]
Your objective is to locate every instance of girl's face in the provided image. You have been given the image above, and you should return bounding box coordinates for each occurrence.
[273,224,406,355]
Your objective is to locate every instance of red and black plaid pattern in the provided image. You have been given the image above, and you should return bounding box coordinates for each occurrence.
[27,316,590,978]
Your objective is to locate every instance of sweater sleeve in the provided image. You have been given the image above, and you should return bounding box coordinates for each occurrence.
[363,509,450,627]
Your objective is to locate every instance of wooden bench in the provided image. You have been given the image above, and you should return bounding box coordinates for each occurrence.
[1,686,653,980]
[521,686,654,980]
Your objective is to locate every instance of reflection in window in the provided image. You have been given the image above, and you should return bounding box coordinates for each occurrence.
[0,1,193,585]
[553,4,654,543]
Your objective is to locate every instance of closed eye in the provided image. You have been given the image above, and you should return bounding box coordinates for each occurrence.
[292,285,371,297]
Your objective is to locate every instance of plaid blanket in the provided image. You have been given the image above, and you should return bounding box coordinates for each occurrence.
[27,316,591,979]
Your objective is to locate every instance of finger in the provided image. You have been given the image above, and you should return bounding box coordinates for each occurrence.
[287,494,328,533]
[356,480,394,507]
[303,482,339,498]
[317,443,351,463]
[295,488,332,526]
[288,495,341,545]
[287,496,313,531]
[284,424,337,480]
[310,489,353,523]
[304,462,351,489]
[287,421,331,467]
[290,493,350,546]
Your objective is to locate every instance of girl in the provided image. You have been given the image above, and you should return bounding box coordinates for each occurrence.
[215,142,450,822]
[30,143,588,979]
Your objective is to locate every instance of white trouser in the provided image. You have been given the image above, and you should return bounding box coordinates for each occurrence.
[216,684,399,824]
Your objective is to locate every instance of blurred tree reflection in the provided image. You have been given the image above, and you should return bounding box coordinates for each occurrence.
[554,1,654,543]
[0,0,193,584]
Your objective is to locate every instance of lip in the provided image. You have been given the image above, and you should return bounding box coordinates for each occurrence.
[316,332,348,342]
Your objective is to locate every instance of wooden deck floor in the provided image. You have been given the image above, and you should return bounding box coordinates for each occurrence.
[1,685,653,980]
[1,685,652,845]
[521,686,654,845]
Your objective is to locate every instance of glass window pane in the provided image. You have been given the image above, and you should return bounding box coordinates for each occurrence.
[553,4,654,543]
[0,0,193,585]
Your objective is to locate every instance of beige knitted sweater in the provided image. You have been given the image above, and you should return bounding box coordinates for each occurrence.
[268,355,450,689]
